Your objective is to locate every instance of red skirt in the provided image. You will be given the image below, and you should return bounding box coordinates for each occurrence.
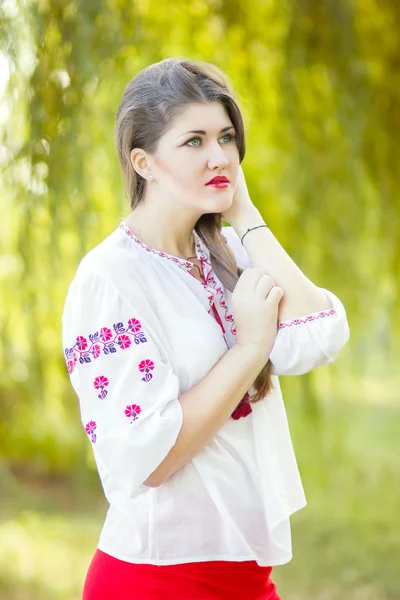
[83,548,281,600]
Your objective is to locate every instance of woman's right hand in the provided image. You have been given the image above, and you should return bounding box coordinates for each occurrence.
[232,267,284,355]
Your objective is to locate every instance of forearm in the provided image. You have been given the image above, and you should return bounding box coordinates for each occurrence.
[144,342,266,487]
[232,208,332,322]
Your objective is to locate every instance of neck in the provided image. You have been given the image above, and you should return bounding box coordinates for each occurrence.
[125,207,198,260]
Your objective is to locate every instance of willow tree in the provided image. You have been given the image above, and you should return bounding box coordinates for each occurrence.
[0,0,398,474]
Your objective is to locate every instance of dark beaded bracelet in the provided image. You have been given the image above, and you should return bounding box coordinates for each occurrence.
[240,224,268,245]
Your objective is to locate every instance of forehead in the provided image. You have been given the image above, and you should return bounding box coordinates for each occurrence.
[168,102,232,134]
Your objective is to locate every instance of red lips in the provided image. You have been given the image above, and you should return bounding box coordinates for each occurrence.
[206,175,229,185]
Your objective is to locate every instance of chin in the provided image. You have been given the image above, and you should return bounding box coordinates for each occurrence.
[200,193,233,213]
[207,199,232,214]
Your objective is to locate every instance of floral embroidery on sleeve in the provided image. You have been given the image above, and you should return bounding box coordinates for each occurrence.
[124,404,142,423]
[93,375,109,399]
[85,420,97,443]
[64,318,148,375]
[278,308,336,329]
[138,359,155,382]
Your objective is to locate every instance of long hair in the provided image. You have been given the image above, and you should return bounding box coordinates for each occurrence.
[114,58,273,403]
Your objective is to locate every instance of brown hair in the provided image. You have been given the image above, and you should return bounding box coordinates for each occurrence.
[114,58,273,403]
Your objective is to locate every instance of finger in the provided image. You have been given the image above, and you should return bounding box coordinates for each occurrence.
[237,267,274,289]
[264,286,284,306]
[255,275,277,298]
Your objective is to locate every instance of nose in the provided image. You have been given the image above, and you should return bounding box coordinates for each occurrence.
[207,142,229,170]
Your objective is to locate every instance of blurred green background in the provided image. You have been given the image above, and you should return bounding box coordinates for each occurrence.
[0,0,399,598]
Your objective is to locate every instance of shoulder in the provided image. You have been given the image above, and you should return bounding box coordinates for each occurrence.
[65,228,150,309]
[78,227,143,277]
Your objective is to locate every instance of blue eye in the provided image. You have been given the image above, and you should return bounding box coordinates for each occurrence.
[186,137,201,147]
[221,133,236,143]
[185,133,236,147]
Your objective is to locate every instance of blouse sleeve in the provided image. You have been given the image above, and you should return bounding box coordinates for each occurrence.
[269,288,350,375]
[62,269,184,500]
[221,225,350,376]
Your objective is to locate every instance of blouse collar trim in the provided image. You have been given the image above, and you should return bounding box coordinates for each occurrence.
[118,221,211,271]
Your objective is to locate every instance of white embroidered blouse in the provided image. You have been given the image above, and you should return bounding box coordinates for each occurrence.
[61,221,350,567]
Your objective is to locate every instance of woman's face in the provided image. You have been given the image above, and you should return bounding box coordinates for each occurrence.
[147,102,240,216]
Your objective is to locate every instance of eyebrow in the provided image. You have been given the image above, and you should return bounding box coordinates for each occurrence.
[178,125,235,138]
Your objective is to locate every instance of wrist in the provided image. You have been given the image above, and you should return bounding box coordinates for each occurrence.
[231,208,265,239]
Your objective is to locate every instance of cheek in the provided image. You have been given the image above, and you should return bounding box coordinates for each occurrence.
[155,156,194,188]
[154,156,173,180]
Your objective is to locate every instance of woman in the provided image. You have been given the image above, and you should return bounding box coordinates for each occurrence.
[62,58,350,600]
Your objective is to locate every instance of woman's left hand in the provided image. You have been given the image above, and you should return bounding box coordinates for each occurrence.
[220,165,257,225]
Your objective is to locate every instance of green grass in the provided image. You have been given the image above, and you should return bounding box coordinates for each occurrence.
[272,380,400,600]
[1,395,399,600]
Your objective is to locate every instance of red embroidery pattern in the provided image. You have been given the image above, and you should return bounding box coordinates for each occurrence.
[231,392,253,420]
[120,222,216,312]
[138,359,155,382]
[85,420,97,443]
[195,240,250,422]
[186,258,217,312]
[119,222,250,419]
[64,318,148,375]
[119,222,194,270]
[278,308,336,329]
[213,282,236,335]
[124,404,142,423]
[93,375,109,399]
[198,253,236,336]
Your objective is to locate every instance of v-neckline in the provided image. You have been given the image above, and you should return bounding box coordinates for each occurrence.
[185,255,207,285]
[118,220,216,300]
[118,221,209,270]
[117,220,236,340]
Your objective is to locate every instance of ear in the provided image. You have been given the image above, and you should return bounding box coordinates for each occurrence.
[130,148,152,179]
